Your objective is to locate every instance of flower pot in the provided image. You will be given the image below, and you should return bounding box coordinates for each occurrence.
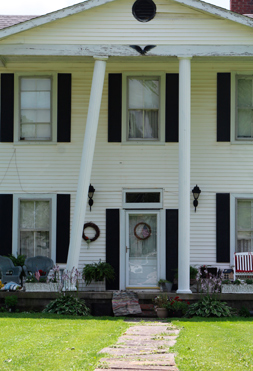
[156,308,168,318]
[160,282,172,292]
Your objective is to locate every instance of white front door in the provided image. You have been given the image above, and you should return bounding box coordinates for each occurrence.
[126,211,159,288]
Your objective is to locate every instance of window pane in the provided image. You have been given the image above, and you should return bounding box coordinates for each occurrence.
[128,78,159,109]
[129,110,143,138]
[143,80,159,109]
[237,200,251,230]
[20,124,36,138]
[20,201,35,229]
[35,231,50,257]
[21,92,37,109]
[126,193,160,203]
[238,109,253,138]
[37,124,51,139]
[144,111,158,138]
[20,231,34,257]
[21,109,51,124]
[21,77,51,91]
[35,201,50,229]
[238,78,252,107]
[21,92,50,110]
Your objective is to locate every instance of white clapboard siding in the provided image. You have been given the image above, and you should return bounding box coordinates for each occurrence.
[1,59,253,269]
[1,0,253,46]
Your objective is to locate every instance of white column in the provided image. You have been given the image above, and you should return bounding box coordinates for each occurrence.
[66,56,108,270]
[177,56,192,294]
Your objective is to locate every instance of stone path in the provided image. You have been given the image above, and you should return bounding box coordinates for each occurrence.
[95,319,180,371]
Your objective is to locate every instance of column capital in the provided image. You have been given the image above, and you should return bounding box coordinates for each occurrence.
[177,56,192,60]
[93,55,109,61]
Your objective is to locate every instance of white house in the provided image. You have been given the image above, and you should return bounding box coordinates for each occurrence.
[0,0,253,293]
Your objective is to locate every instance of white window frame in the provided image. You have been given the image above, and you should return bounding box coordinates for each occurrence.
[12,193,57,262]
[122,72,165,144]
[122,188,163,209]
[14,72,57,144]
[231,72,253,144]
[230,193,253,264]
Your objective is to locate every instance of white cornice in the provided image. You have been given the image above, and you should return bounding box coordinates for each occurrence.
[0,0,253,41]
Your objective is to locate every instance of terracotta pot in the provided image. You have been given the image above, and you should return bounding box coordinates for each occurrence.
[156,308,168,318]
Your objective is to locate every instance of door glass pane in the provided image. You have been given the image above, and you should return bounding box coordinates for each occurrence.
[128,214,157,286]
[237,200,251,230]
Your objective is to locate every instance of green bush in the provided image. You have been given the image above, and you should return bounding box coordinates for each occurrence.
[245,279,253,285]
[239,306,251,317]
[43,294,90,316]
[186,295,235,318]
[5,295,18,309]
[6,254,26,267]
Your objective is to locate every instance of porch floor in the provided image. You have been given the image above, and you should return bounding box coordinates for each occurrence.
[1,291,253,316]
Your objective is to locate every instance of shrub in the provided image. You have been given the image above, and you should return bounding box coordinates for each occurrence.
[186,295,235,318]
[234,279,242,285]
[239,306,251,317]
[166,296,190,315]
[5,295,18,310]
[245,279,253,285]
[190,266,198,279]
[153,294,168,308]
[222,279,231,285]
[43,294,90,316]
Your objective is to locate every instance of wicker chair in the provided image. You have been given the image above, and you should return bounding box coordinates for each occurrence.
[0,256,22,284]
[23,256,54,279]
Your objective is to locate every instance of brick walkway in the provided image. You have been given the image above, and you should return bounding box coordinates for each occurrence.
[95,319,180,371]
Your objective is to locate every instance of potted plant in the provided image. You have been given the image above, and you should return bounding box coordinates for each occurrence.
[82,260,115,291]
[153,294,168,318]
[158,279,172,292]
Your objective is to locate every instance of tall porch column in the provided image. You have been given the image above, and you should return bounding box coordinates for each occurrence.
[66,56,108,270]
[177,56,192,294]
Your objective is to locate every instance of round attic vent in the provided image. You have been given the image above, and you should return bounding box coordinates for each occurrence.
[132,0,156,22]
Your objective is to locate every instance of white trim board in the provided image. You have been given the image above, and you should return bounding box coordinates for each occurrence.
[0,0,253,41]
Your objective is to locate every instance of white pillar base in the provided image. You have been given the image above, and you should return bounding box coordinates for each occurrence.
[177,289,192,294]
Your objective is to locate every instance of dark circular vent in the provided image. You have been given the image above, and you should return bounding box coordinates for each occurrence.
[132,0,156,22]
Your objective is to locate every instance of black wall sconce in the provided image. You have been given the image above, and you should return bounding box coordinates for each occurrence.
[88,184,95,211]
[192,185,201,212]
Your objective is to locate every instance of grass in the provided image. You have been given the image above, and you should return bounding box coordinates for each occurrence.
[0,313,129,371]
[171,317,253,370]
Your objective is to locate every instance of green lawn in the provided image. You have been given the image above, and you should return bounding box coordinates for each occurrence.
[0,313,129,371]
[172,317,253,371]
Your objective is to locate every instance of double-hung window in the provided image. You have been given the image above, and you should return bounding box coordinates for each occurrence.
[236,199,253,252]
[235,75,253,141]
[13,194,56,260]
[14,73,57,142]
[122,73,165,143]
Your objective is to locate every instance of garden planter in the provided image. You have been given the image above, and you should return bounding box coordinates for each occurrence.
[25,283,58,292]
[221,284,253,293]
[160,282,173,292]
[156,308,168,318]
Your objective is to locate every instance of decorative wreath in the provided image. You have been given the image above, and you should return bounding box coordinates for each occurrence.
[82,222,100,243]
[134,222,151,241]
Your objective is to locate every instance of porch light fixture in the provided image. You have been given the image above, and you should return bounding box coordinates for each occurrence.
[192,185,201,212]
[88,184,95,212]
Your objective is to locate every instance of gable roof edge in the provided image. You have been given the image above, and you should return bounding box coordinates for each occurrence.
[0,0,116,40]
[175,0,253,27]
[0,0,253,41]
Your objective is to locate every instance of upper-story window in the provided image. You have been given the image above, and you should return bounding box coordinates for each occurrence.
[122,73,165,143]
[128,77,159,140]
[14,73,57,143]
[235,75,253,141]
[20,77,52,141]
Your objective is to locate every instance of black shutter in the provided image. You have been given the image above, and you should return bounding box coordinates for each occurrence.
[106,209,120,290]
[108,74,122,142]
[56,194,70,263]
[166,209,178,282]
[216,193,230,263]
[217,73,231,142]
[57,73,71,142]
[166,74,179,142]
[0,194,13,255]
[0,74,14,142]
